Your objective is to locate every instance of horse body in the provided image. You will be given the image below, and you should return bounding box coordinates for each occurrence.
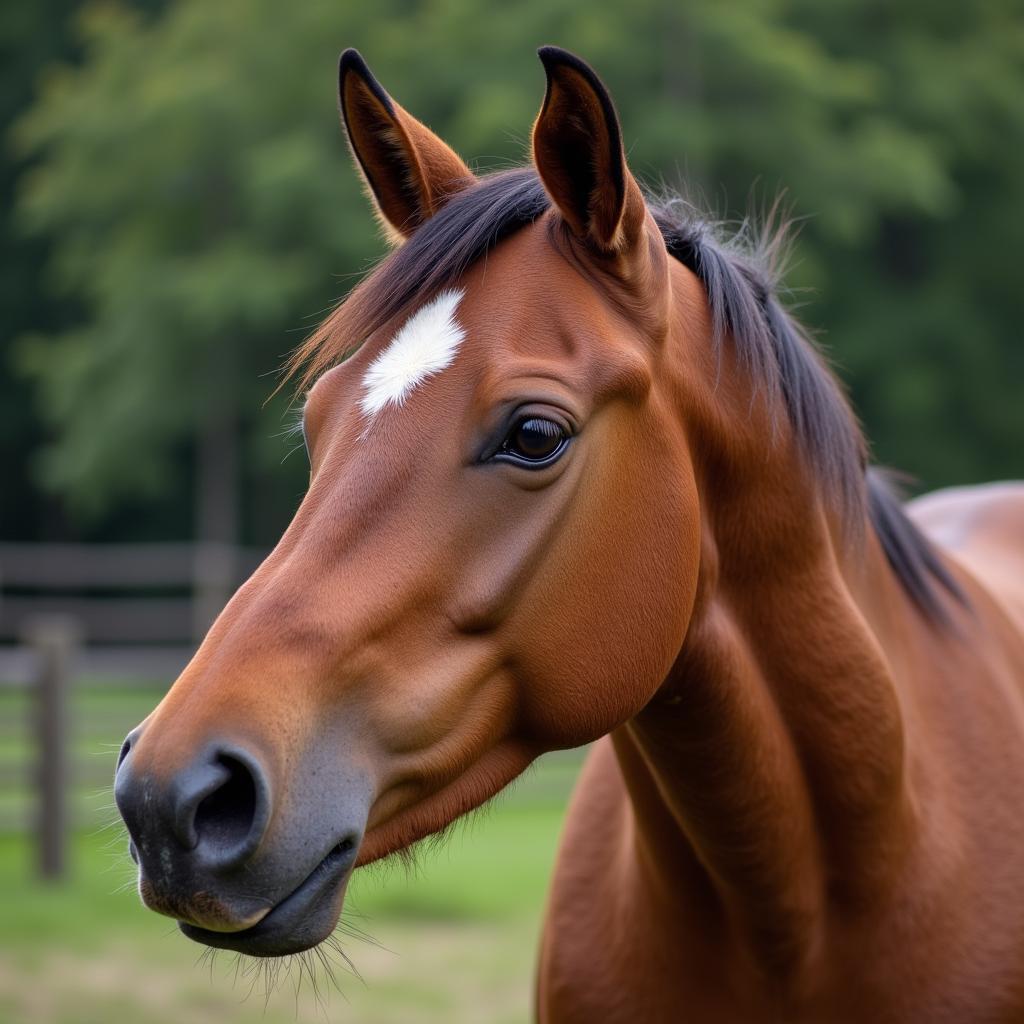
[113,47,1024,1021]
[540,465,1024,1022]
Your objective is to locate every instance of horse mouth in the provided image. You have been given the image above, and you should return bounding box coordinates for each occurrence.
[178,837,359,957]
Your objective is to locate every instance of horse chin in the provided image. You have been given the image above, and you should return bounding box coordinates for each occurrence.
[177,839,358,958]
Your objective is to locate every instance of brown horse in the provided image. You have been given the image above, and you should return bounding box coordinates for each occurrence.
[115,47,1024,1021]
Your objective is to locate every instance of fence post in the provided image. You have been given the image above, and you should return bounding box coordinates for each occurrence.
[25,615,80,881]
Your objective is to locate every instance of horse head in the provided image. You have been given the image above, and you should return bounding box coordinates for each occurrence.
[114,47,728,957]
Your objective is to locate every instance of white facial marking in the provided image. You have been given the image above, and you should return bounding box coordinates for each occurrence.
[360,288,466,418]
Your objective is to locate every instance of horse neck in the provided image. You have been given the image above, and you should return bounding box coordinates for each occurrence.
[612,274,920,981]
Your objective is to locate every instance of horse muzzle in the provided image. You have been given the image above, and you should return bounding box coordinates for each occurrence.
[114,723,370,956]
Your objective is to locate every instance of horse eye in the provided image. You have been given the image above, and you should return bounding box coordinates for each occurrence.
[495,417,569,467]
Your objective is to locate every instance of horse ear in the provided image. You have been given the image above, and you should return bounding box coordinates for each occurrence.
[338,49,476,243]
[532,47,646,255]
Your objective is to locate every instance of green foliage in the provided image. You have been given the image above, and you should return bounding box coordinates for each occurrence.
[12,0,377,520]
[7,0,1024,533]
[0,0,84,540]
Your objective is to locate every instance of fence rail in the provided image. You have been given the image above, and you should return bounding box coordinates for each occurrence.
[0,542,203,587]
[0,542,266,879]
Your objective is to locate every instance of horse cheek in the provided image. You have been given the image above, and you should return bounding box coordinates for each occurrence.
[516,437,699,747]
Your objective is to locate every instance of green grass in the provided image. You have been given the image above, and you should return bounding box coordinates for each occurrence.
[0,685,583,1023]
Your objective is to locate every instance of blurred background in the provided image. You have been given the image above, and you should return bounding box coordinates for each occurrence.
[1,0,1022,1021]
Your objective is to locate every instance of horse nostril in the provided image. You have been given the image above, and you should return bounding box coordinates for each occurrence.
[193,754,258,852]
[181,749,271,869]
[116,724,143,772]
[116,742,272,876]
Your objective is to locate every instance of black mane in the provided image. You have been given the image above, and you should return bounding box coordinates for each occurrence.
[293,167,963,622]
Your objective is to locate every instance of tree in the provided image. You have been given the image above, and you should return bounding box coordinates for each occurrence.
[0,0,85,540]
[11,0,1024,542]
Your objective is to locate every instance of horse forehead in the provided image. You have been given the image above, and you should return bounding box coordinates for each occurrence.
[355,254,595,411]
[455,237,625,357]
[359,288,468,418]
[308,225,633,428]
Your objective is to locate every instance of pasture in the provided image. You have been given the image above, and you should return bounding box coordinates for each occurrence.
[0,682,580,1023]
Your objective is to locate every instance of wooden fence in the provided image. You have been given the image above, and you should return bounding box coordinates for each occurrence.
[0,542,266,879]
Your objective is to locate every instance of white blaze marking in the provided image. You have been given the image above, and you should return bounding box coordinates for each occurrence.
[360,289,466,418]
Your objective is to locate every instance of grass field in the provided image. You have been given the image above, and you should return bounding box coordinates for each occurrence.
[0,684,583,1023]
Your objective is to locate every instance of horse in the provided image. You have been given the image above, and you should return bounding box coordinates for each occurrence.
[114,46,1024,1022]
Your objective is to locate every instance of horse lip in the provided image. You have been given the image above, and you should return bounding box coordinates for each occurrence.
[188,906,270,933]
[138,875,271,932]
[178,836,360,956]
